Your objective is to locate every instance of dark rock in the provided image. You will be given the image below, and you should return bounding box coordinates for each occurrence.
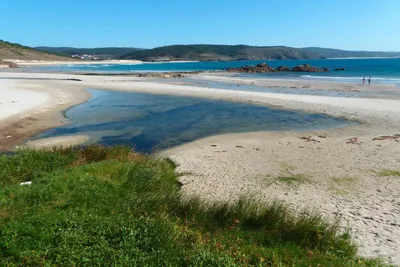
[227,63,329,73]
[291,64,329,72]
[256,63,267,68]
[135,72,191,78]
[334,68,346,71]
[226,63,276,73]
[62,78,82,81]
[276,65,290,72]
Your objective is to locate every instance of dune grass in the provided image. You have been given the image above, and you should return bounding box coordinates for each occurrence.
[379,170,400,177]
[276,174,308,187]
[0,145,385,266]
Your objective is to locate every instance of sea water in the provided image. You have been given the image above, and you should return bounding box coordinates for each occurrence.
[33,90,353,153]
[32,58,400,85]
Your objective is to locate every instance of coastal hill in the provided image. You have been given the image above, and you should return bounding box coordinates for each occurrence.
[35,47,143,59]
[0,40,74,62]
[302,47,400,58]
[119,45,324,61]
[4,40,400,62]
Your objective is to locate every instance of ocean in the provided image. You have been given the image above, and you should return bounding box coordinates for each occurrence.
[34,58,400,85]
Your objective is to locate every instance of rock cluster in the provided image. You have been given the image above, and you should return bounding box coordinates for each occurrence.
[290,64,329,72]
[226,63,331,73]
[136,71,200,78]
[334,68,346,71]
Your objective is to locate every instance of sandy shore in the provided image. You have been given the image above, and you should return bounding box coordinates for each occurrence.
[0,76,90,150]
[0,71,399,264]
[3,59,142,67]
[0,59,201,68]
[189,72,400,94]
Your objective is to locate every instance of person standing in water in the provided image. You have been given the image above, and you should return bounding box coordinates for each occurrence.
[368,77,371,85]
[362,76,366,84]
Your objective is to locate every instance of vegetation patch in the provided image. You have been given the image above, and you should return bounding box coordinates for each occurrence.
[276,174,308,186]
[378,170,400,177]
[329,176,358,196]
[0,146,384,266]
[332,176,358,186]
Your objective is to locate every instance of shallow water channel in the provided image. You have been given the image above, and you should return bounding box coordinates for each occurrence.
[33,90,353,153]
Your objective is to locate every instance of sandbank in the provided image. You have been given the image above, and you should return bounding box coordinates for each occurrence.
[0,76,90,150]
[3,59,142,67]
[21,135,89,150]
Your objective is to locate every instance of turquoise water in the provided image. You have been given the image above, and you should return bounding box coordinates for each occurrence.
[34,58,400,85]
[33,90,353,153]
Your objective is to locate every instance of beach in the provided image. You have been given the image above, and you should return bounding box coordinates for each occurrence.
[1,59,142,67]
[0,70,399,264]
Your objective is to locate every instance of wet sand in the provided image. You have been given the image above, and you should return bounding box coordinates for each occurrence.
[0,71,399,264]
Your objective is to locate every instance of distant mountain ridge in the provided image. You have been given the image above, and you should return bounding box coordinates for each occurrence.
[2,40,400,62]
[302,47,400,58]
[35,47,143,59]
[120,45,325,61]
[0,40,74,61]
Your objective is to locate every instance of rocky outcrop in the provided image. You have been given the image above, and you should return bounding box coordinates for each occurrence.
[227,63,277,73]
[276,65,290,72]
[136,71,201,78]
[226,63,331,73]
[334,68,346,71]
[138,72,185,78]
[290,64,329,72]
[0,60,19,68]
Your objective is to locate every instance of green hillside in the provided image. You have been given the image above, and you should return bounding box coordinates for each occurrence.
[0,40,74,61]
[120,45,325,61]
[302,47,400,58]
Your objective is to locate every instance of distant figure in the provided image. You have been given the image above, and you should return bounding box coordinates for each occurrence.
[368,77,371,85]
[362,76,365,84]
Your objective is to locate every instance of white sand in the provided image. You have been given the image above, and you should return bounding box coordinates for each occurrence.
[0,71,399,264]
[4,59,142,66]
[0,80,49,121]
[192,73,400,93]
[0,76,90,150]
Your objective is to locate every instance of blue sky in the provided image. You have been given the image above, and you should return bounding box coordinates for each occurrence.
[2,0,399,51]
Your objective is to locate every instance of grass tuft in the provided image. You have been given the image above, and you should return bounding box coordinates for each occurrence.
[276,174,308,186]
[379,170,400,177]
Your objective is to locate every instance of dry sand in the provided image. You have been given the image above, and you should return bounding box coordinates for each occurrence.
[3,59,142,66]
[192,72,400,94]
[0,77,90,150]
[0,71,399,264]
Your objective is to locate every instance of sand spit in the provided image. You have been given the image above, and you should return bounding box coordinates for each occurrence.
[0,77,90,150]
[2,59,142,67]
[0,71,399,264]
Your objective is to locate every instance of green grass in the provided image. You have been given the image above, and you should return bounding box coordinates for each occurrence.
[0,146,385,266]
[276,174,308,186]
[330,177,358,196]
[379,170,400,177]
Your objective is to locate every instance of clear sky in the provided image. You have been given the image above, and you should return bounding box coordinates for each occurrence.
[2,0,399,51]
